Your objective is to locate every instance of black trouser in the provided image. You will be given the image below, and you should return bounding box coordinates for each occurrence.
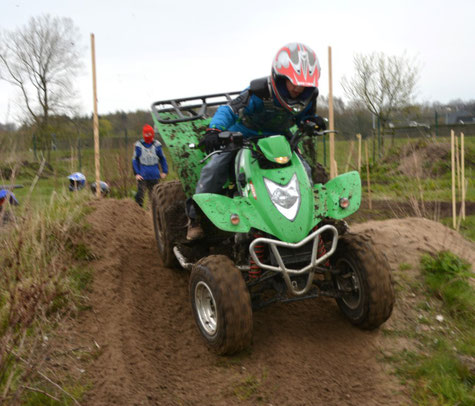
[135,179,158,207]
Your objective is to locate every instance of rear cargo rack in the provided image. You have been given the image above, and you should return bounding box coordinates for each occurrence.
[151,92,241,124]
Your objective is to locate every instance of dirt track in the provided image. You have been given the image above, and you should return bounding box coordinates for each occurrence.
[77,198,474,406]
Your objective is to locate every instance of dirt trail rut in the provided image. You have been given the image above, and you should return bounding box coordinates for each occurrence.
[79,198,451,406]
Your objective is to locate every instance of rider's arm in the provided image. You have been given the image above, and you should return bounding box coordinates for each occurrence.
[208,88,255,131]
[208,105,237,131]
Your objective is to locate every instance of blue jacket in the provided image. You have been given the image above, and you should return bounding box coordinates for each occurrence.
[132,140,168,180]
[209,76,319,137]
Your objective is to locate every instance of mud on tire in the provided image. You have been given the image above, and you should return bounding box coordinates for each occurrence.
[331,233,394,329]
[151,180,186,267]
[190,255,253,355]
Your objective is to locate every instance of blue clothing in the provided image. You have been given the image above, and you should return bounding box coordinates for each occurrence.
[0,189,19,205]
[208,77,318,137]
[132,140,168,180]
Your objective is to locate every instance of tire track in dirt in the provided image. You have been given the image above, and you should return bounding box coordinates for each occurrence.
[80,199,408,406]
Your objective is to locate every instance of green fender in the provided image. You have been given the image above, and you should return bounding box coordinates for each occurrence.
[194,170,362,236]
[313,171,361,221]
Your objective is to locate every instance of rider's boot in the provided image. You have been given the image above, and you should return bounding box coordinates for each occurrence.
[186,217,204,241]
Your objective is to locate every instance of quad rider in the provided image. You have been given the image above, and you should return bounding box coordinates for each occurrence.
[186,42,327,241]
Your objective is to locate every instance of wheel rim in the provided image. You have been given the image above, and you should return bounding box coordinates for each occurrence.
[336,258,362,310]
[194,281,218,336]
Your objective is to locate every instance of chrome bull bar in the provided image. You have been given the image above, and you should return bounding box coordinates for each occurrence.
[249,225,339,296]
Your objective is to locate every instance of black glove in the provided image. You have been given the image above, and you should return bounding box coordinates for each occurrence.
[304,116,327,135]
[199,129,222,154]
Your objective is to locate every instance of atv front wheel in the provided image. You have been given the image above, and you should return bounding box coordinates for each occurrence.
[331,233,394,329]
[151,180,186,267]
[190,255,253,355]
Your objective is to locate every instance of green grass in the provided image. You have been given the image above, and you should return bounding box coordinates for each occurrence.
[421,251,474,325]
[440,215,475,242]
[399,262,412,271]
[233,370,268,402]
[0,190,95,404]
[387,251,475,405]
[391,345,474,406]
[22,383,91,406]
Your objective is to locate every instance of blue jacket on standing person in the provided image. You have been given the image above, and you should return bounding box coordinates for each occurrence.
[132,126,168,180]
[133,124,169,207]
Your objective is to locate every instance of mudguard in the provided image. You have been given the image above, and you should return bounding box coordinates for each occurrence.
[313,171,361,221]
[194,171,362,238]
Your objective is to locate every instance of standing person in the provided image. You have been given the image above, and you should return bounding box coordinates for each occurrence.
[133,124,168,207]
[186,42,327,240]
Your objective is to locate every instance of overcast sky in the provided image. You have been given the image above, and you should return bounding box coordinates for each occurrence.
[1,0,474,125]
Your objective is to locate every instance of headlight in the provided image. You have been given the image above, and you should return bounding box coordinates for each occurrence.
[264,174,300,221]
[274,156,290,164]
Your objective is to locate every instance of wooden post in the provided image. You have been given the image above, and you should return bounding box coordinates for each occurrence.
[91,33,101,198]
[356,133,362,173]
[344,140,355,173]
[455,135,461,193]
[365,140,372,210]
[451,129,456,228]
[328,46,336,179]
[461,132,465,220]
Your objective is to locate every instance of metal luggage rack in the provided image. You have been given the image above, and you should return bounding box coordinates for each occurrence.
[151,91,241,124]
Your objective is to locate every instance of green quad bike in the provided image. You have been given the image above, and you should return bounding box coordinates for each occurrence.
[150,93,394,355]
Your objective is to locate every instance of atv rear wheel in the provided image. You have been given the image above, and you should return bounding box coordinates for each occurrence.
[151,180,186,267]
[190,255,253,355]
[331,233,394,329]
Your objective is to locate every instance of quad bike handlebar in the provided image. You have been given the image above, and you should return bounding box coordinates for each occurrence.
[190,128,339,163]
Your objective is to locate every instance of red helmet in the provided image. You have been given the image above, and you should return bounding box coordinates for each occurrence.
[271,43,321,114]
[143,124,154,144]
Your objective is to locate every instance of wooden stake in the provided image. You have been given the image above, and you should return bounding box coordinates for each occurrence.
[91,33,101,198]
[455,135,461,194]
[451,129,456,228]
[461,132,466,220]
[356,133,362,173]
[328,46,336,179]
[365,140,372,210]
[344,140,355,172]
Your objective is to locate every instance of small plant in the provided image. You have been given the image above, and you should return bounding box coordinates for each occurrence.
[233,370,268,402]
[399,262,412,271]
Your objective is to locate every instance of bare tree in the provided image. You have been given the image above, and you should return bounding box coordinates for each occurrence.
[0,14,83,153]
[342,52,419,128]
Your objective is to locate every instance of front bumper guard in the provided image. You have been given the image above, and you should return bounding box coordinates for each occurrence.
[249,225,339,296]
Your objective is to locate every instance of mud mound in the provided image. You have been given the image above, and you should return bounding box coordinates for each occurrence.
[351,217,475,270]
[78,200,473,405]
